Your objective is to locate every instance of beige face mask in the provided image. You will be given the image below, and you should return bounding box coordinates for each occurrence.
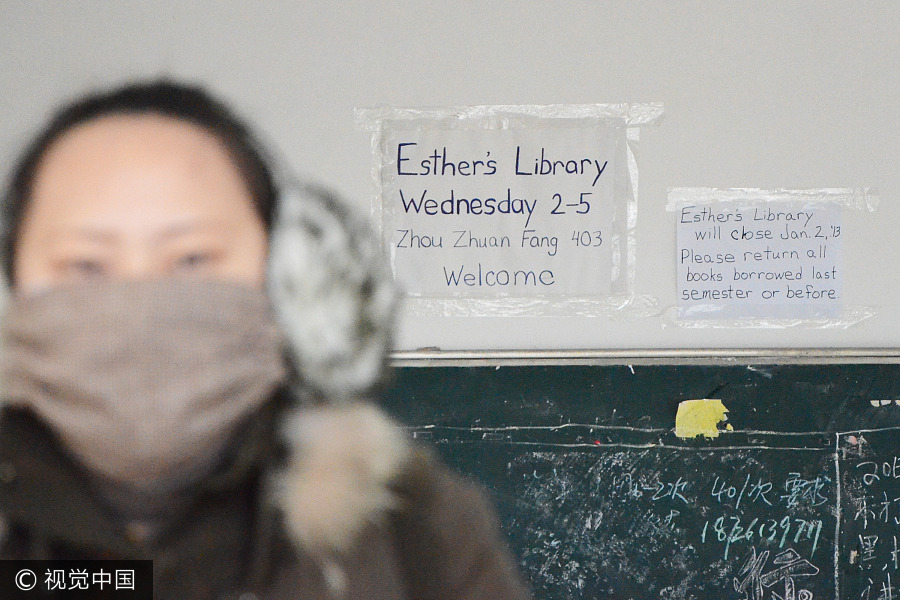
[0,279,287,491]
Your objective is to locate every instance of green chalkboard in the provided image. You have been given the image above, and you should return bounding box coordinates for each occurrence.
[381,363,900,600]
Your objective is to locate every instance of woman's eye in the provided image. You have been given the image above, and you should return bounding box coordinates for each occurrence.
[173,252,214,271]
[64,259,106,279]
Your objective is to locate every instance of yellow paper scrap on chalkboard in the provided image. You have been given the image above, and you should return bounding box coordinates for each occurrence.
[675,399,733,439]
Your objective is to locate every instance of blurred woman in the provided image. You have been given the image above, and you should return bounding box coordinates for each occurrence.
[0,80,531,600]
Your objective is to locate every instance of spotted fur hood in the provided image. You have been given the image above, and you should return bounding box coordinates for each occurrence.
[265,183,414,587]
[266,182,397,401]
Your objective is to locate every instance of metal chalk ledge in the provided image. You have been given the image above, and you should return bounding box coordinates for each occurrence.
[390,348,900,367]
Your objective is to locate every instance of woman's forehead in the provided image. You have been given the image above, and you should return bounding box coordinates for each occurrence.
[34,113,234,182]
[28,113,255,225]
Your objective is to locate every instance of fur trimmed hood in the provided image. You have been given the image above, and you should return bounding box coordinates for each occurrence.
[265,182,409,594]
[276,403,409,556]
[267,183,397,401]
[274,402,412,596]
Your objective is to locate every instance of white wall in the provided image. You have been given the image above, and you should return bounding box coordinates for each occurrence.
[2,1,898,351]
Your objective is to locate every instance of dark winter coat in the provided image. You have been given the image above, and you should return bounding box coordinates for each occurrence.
[0,393,532,600]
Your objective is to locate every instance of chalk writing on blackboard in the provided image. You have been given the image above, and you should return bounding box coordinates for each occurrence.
[734,547,819,600]
[417,424,900,599]
[839,429,900,600]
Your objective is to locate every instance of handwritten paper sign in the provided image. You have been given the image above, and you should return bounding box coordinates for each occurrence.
[675,199,843,320]
[378,119,625,298]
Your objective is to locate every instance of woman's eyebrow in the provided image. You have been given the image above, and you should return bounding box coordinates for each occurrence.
[50,227,117,244]
[47,220,228,244]
[153,219,230,242]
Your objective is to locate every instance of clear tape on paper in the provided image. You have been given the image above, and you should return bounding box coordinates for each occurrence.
[666,187,878,329]
[399,293,662,319]
[356,103,665,132]
[660,304,878,330]
[356,104,664,318]
[667,187,879,213]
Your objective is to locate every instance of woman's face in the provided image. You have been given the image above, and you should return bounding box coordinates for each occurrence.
[13,114,268,293]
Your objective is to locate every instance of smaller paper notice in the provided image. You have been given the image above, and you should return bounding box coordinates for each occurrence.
[676,202,842,320]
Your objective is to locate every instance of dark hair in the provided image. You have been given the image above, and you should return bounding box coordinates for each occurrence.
[2,79,277,285]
